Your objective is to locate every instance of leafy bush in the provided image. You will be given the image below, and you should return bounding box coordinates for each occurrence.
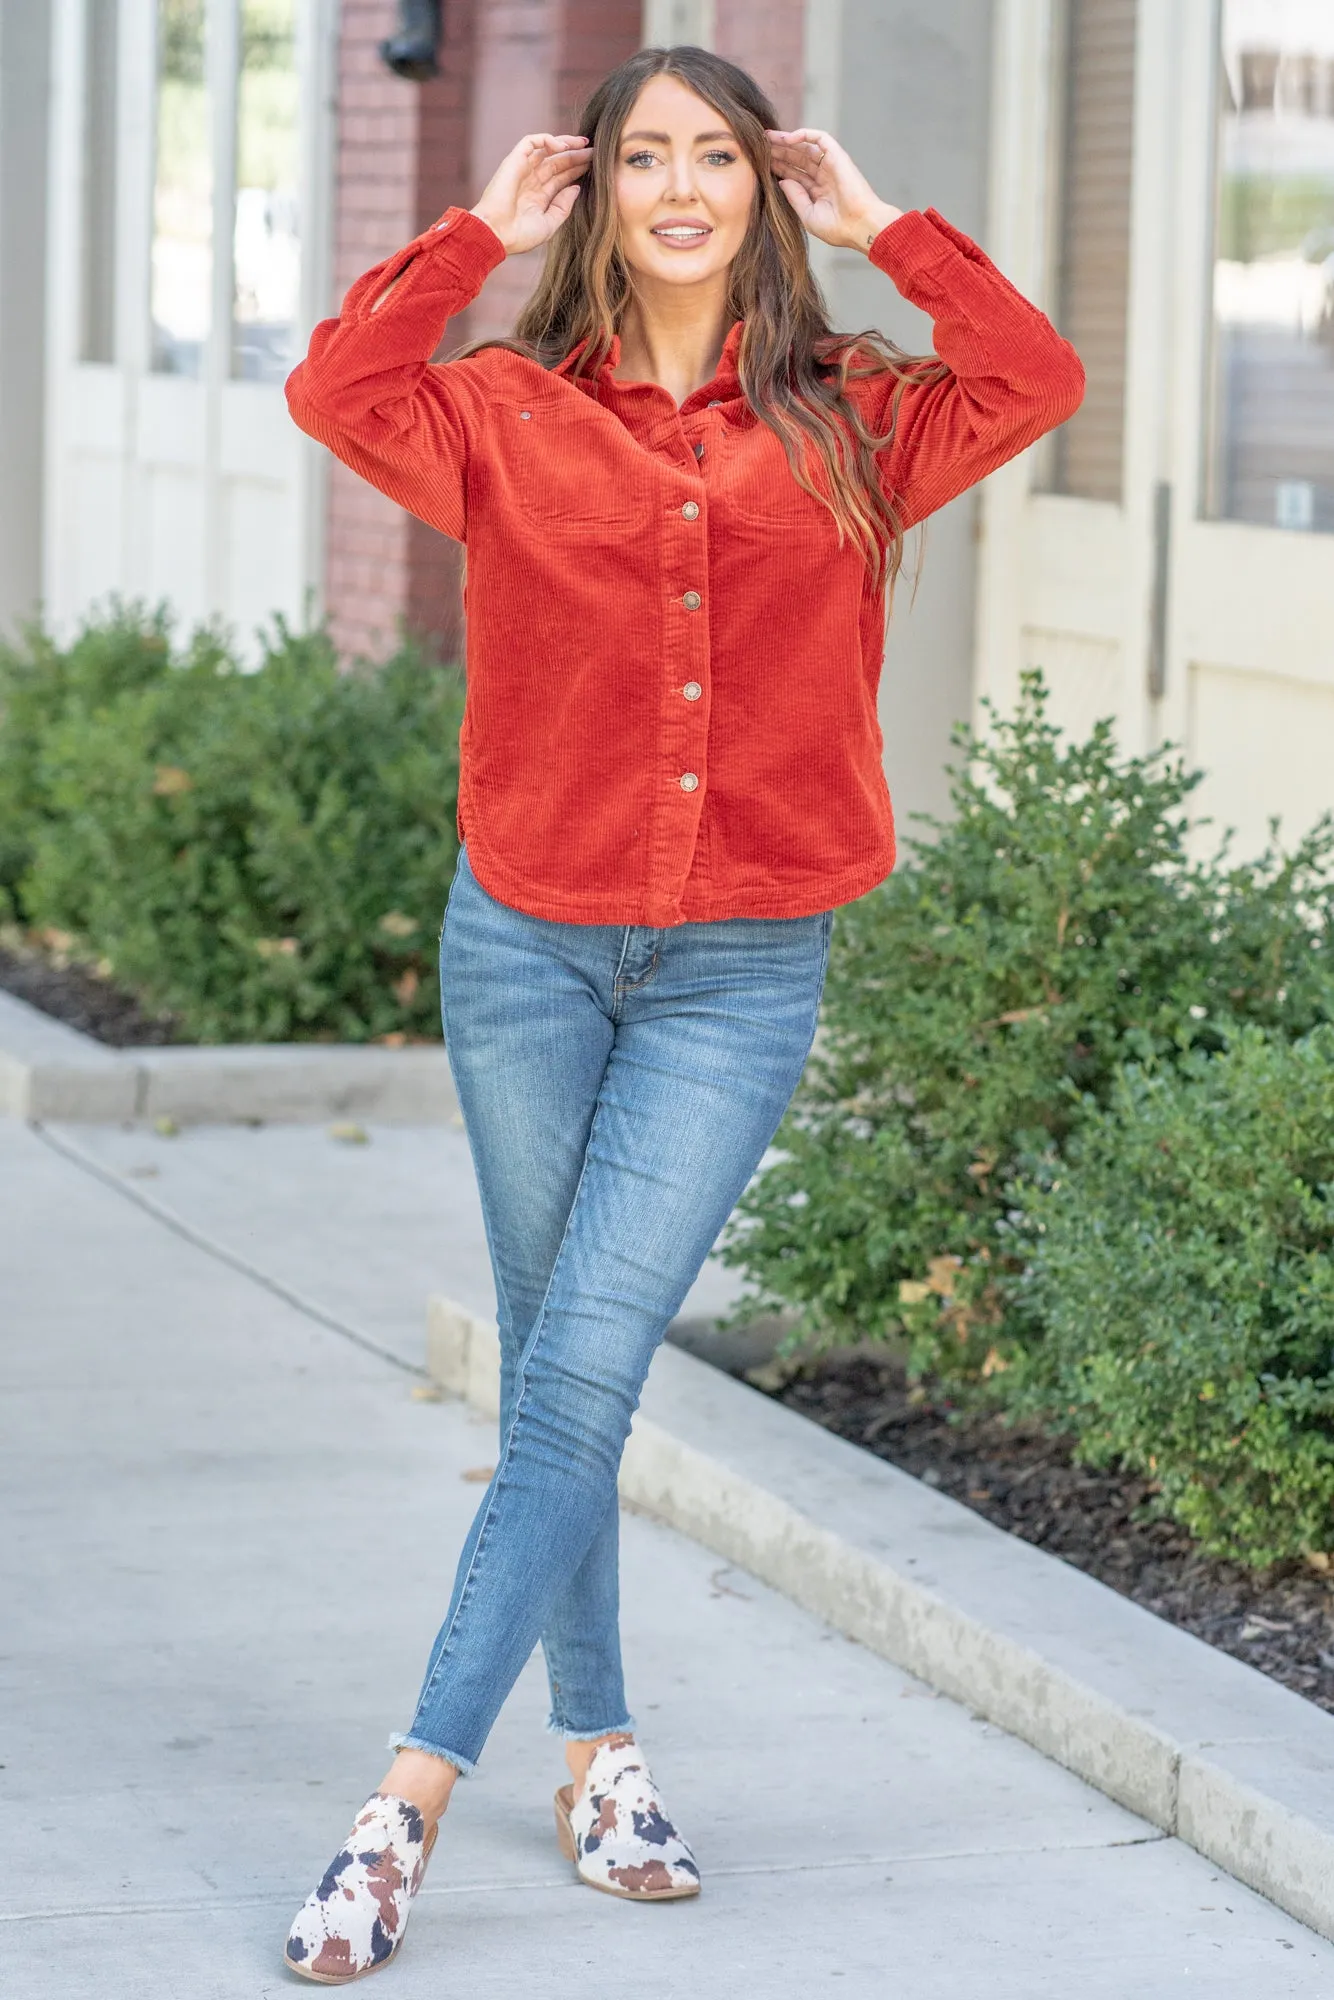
[0,609,464,1042]
[1015,1028,1334,1566]
[0,606,189,909]
[722,675,1334,1385]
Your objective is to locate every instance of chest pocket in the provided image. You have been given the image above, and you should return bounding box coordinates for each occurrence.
[484,399,643,534]
[721,419,831,528]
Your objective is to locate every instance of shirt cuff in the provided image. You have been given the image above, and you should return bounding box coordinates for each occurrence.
[423,206,509,276]
[867,208,956,284]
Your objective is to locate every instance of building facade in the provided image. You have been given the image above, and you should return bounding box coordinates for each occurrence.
[1,0,1330,856]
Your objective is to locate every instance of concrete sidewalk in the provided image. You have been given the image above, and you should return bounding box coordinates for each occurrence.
[4,1118,1334,1997]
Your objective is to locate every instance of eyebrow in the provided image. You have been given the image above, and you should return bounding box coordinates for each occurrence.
[620,129,736,144]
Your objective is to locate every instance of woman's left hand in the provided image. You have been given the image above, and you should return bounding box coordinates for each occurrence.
[766,129,902,253]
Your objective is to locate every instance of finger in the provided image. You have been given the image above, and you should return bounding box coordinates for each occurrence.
[776,176,813,219]
[768,138,827,172]
[769,154,822,191]
[535,154,591,193]
[548,181,582,223]
[534,143,593,173]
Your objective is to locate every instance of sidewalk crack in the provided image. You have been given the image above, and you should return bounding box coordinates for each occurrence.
[30,1121,427,1380]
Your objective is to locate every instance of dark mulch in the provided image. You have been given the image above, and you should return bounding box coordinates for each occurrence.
[0,941,179,1046]
[773,1351,1334,1715]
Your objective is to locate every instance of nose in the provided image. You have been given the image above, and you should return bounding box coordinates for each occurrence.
[666,149,699,202]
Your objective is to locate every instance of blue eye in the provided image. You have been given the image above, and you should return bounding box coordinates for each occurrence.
[703,149,736,166]
[625,150,657,168]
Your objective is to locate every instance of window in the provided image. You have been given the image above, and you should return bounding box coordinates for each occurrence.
[150,0,212,375]
[81,0,119,362]
[1046,0,1139,503]
[1204,1,1334,534]
[232,0,300,382]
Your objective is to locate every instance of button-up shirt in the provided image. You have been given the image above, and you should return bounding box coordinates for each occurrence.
[287,207,1083,925]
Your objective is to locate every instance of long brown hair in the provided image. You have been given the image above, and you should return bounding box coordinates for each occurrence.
[462,46,947,588]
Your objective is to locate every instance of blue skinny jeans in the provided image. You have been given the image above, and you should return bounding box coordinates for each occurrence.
[392,846,832,1771]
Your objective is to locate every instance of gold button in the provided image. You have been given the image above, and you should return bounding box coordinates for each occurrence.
[682,590,701,610]
[679,772,699,792]
[683,681,702,701]
[682,501,699,520]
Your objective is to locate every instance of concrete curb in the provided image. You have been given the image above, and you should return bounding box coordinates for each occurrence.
[0,989,457,1124]
[426,1294,1334,1944]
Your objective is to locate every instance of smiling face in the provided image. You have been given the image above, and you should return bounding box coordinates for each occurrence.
[613,73,759,289]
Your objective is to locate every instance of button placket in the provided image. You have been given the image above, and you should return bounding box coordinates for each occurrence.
[658,439,709,856]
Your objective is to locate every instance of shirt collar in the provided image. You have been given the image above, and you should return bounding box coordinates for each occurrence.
[554,318,745,409]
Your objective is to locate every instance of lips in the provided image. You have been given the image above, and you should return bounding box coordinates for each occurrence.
[650,223,713,247]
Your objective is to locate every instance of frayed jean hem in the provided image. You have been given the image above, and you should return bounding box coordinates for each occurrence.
[545,1713,636,1742]
[387,1730,477,1777]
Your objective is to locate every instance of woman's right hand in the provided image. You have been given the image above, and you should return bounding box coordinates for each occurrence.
[470,133,592,256]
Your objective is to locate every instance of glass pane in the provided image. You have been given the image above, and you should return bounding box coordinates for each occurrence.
[81,0,119,363]
[150,0,212,376]
[1206,1,1334,533]
[232,0,300,383]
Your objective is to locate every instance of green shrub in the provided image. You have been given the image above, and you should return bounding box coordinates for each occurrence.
[0,606,192,911]
[721,674,1334,1383]
[1014,1028,1334,1566]
[1,609,464,1043]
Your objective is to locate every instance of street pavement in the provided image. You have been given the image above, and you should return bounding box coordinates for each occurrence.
[4,1115,1334,1997]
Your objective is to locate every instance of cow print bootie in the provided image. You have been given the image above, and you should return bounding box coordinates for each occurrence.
[554,1734,700,1900]
[285,1792,438,1983]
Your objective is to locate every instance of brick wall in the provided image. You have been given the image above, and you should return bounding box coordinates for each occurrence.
[321,0,800,663]
[715,0,806,126]
[556,0,645,130]
[324,0,475,663]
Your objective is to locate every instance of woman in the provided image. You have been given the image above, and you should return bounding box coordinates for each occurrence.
[283,43,1082,1983]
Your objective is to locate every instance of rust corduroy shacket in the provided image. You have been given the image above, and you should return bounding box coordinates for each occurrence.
[287,206,1084,925]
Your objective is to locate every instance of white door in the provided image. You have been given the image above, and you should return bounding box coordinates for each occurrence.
[978,0,1334,861]
[43,0,334,658]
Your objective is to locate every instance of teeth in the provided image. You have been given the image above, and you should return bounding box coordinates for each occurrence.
[655,226,708,237]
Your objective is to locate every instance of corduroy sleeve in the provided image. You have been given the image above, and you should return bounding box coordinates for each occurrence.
[861,208,1086,531]
[285,207,508,542]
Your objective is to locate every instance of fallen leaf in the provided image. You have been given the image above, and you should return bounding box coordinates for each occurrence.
[409,1384,443,1403]
[461,1465,495,1483]
[374,1031,407,1048]
[926,1254,962,1297]
[329,1122,369,1144]
[153,1115,180,1137]
[744,1355,805,1393]
[709,1567,753,1601]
